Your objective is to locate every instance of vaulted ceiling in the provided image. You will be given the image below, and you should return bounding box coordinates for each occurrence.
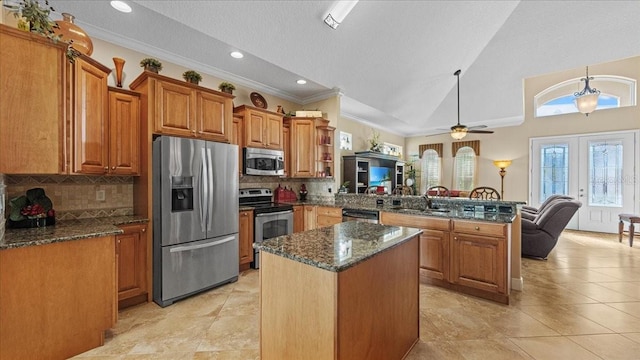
[54,1,640,136]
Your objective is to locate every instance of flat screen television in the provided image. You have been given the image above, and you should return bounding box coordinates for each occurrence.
[369,166,393,186]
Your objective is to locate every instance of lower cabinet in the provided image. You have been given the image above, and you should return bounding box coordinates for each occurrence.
[116,223,148,309]
[293,205,304,233]
[303,205,317,231]
[239,210,254,271]
[316,206,342,228]
[381,212,511,304]
[450,220,509,300]
[380,212,449,281]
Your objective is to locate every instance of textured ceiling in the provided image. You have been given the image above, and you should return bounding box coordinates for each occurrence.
[53,0,640,136]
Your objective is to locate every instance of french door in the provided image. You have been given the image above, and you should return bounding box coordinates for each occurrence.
[530,131,638,233]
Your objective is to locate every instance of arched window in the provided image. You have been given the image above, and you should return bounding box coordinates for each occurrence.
[534,75,636,117]
[420,149,441,194]
[453,147,476,191]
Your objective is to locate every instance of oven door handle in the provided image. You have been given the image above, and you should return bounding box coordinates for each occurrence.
[255,210,293,217]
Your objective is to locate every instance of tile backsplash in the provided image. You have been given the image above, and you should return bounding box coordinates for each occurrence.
[4,175,134,220]
[240,176,335,202]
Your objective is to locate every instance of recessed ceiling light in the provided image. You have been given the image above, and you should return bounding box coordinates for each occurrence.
[110,1,132,13]
[230,51,244,59]
[297,79,307,85]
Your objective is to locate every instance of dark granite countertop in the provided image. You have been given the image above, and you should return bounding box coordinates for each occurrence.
[1,216,149,250]
[254,221,422,272]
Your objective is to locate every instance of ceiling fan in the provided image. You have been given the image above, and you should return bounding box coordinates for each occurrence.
[447,69,494,140]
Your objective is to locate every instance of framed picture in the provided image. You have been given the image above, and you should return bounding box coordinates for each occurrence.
[340,131,352,150]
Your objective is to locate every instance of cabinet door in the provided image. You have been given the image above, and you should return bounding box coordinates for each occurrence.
[304,205,317,231]
[109,90,140,175]
[196,91,232,143]
[117,224,148,308]
[239,210,254,266]
[155,80,196,137]
[265,113,283,150]
[450,232,506,294]
[73,57,110,174]
[290,119,315,177]
[293,205,304,233]
[316,206,342,228]
[232,114,243,176]
[0,26,66,174]
[420,229,449,281]
[244,110,267,148]
[283,125,291,177]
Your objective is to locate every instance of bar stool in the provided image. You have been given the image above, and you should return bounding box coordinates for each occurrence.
[618,214,640,247]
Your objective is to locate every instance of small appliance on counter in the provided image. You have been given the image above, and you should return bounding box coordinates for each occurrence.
[274,184,297,203]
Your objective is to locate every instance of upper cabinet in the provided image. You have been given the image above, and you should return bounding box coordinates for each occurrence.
[0,25,67,174]
[108,88,140,175]
[284,117,335,178]
[234,105,283,150]
[70,55,111,174]
[130,72,234,143]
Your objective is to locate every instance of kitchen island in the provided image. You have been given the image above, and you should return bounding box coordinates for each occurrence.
[255,221,422,360]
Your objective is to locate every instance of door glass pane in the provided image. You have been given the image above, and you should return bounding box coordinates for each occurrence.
[589,140,623,207]
[540,144,569,203]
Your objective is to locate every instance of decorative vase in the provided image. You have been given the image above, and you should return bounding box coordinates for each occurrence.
[54,13,93,56]
[112,57,125,88]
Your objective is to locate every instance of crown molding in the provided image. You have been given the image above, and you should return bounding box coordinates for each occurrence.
[300,88,343,105]
[79,22,306,104]
[340,110,407,137]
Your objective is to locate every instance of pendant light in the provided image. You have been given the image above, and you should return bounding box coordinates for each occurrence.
[574,66,600,116]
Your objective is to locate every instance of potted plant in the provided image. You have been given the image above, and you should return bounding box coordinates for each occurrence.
[182,70,202,85]
[339,181,350,194]
[218,81,236,94]
[369,129,382,152]
[140,57,162,73]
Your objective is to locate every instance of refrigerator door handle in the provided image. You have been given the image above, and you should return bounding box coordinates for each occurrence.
[169,236,236,253]
[201,147,208,233]
[206,147,214,232]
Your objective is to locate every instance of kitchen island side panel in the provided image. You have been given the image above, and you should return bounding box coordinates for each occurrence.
[259,235,419,360]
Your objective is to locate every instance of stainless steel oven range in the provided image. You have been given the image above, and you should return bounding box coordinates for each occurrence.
[239,188,293,269]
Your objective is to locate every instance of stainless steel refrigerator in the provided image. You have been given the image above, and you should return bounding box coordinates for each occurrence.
[152,135,239,307]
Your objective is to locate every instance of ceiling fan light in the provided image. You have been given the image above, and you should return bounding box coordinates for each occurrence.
[575,93,599,115]
[451,128,467,140]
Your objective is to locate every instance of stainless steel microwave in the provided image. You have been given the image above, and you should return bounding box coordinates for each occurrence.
[243,147,285,176]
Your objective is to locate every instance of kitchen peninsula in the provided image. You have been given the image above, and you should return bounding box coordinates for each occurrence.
[255,221,422,360]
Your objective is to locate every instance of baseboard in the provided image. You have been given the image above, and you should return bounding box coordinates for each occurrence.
[511,277,523,291]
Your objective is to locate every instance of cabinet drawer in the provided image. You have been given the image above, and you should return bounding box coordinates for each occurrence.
[452,220,506,237]
[381,212,450,231]
[316,206,342,218]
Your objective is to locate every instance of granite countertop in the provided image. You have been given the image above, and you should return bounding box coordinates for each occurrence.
[254,221,422,272]
[378,207,517,223]
[1,216,149,250]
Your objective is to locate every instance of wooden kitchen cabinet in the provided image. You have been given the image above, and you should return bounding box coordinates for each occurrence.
[303,205,317,231]
[293,205,304,233]
[316,206,342,228]
[129,71,234,143]
[108,88,140,175]
[284,117,335,178]
[70,55,111,174]
[451,220,510,303]
[232,113,244,176]
[239,210,254,271]
[380,212,450,282]
[0,25,67,174]
[283,122,291,177]
[234,105,283,150]
[116,223,148,309]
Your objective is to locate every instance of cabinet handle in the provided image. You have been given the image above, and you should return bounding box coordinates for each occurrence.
[141,228,146,233]
[104,166,108,171]
[475,226,480,230]
[111,166,116,170]
[117,239,121,244]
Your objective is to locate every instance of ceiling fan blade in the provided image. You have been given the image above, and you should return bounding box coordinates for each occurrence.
[467,125,487,130]
[468,130,494,134]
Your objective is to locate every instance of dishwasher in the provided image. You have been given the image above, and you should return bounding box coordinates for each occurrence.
[341,208,379,223]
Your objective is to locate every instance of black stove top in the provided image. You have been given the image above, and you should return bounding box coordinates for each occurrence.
[239,188,294,214]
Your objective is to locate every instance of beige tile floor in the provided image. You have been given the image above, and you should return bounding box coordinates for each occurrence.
[74,229,640,359]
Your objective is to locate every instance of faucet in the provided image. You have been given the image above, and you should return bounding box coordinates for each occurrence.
[422,194,432,211]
